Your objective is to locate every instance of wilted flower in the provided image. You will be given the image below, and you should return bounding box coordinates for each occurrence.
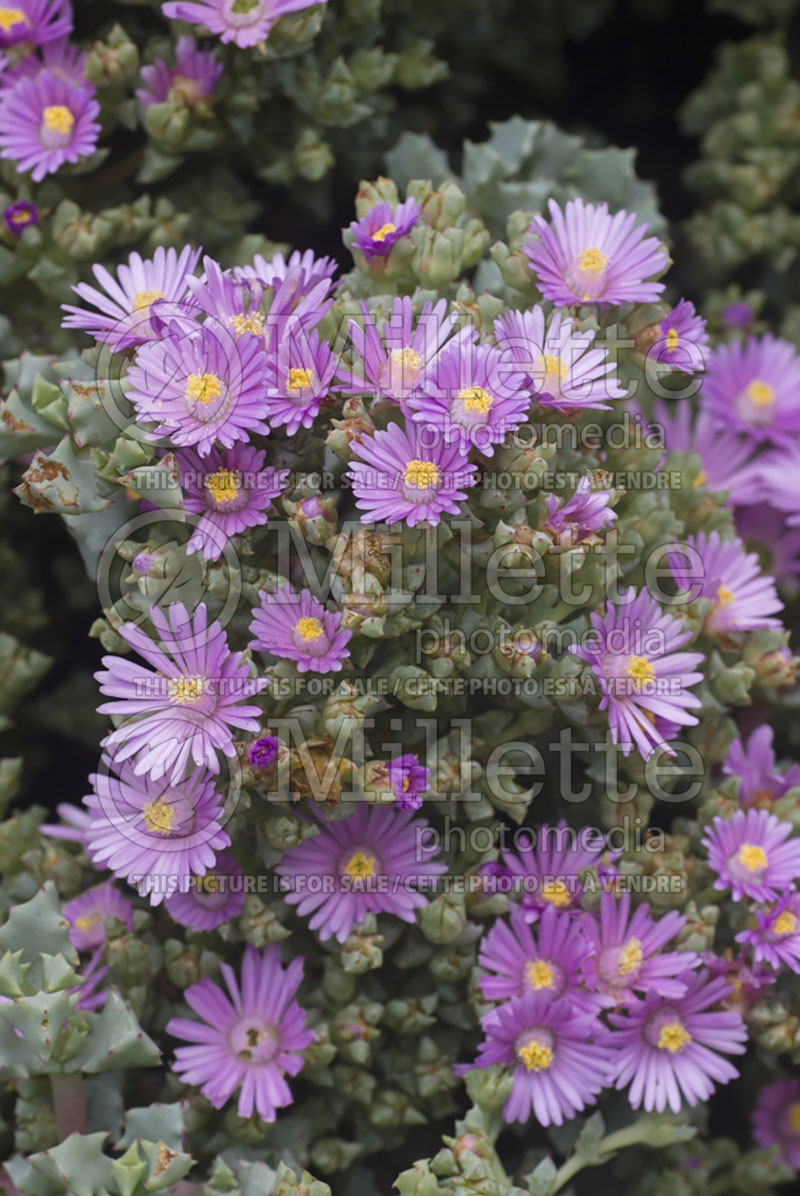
[702,808,800,902]
[544,477,616,543]
[349,197,422,263]
[3,199,38,235]
[249,586,352,674]
[386,753,430,812]
[247,734,281,771]
[0,69,100,182]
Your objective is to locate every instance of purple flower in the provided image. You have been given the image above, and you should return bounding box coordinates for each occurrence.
[653,400,760,501]
[460,992,610,1126]
[161,0,325,48]
[386,753,429,812]
[3,200,38,236]
[544,477,616,544]
[62,245,201,352]
[668,530,783,636]
[752,1078,800,1168]
[703,335,800,447]
[501,822,609,918]
[754,446,800,527]
[0,1,72,49]
[247,734,280,770]
[407,340,530,455]
[702,808,800,902]
[165,850,246,930]
[249,586,351,674]
[262,322,337,435]
[347,420,478,528]
[128,320,269,455]
[736,503,800,591]
[72,946,111,1013]
[607,969,747,1113]
[570,588,704,760]
[234,247,336,296]
[722,724,800,809]
[494,307,626,411]
[62,881,134,951]
[702,948,775,1013]
[349,198,422,263]
[737,891,800,972]
[96,602,262,784]
[167,944,315,1119]
[478,902,600,1013]
[177,443,287,562]
[524,198,667,306]
[3,35,86,87]
[187,256,266,339]
[136,35,222,108]
[40,802,91,843]
[84,758,230,905]
[275,803,447,943]
[581,892,697,1005]
[648,299,709,372]
[0,69,99,183]
[722,302,752,330]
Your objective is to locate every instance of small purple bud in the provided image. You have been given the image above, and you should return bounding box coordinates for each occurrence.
[722,302,751,329]
[4,201,38,237]
[247,734,280,771]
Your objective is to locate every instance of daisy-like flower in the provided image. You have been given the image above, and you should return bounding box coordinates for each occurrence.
[544,477,616,544]
[3,35,86,87]
[702,949,774,1015]
[752,1078,800,1168]
[177,444,288,562]
[478,902,600,1013]
[668,530,783,636]
[347,420,478,528]
[84,758,230,905]
[3,199,38,236]
[653,400,760,501]
[165,850,246,931]
[646,298,710,372]
[167,944,315,1120]
[607,968,747,1113]
[275,803,447,944]
[722,724,800,809]
[459,993,609,1126]
[755,445,800,527]
[386,753,429,812]
[0,69,100,183]
[161,0,324,48]
[581,892,697,1005]
[0,1,72,49]
[737,892,800,973]
[234,246,336,295]
[349,198,422,264]
[524,198,667,307]
[136,35,222,109]
[570,588,704,760]
[407,341,530,455]
[62,881,134,951]
[262,323,336,435]
[501,822,609,918]
[250,586,350,674]
[494,307,626,412]
[96,602,263,784]
[127,321,269,455]
[336,297,474,407]
[702,808,800,902]
[62,244,201,352]
[702,335,800,447]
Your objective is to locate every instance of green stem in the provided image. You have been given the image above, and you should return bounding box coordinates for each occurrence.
[50,1072,86,1141]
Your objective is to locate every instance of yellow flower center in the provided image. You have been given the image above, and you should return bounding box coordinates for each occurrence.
[773,910,797,936]
[627,655,655,684]
[716,585,736,607]
[168,675,207,705]
[43,105,74,135]
[526,959,555,990]
[692,469,708,488]
[205,468,240,505]
[295,616,324,642]
[746,379,775,407]
[578,247,608,274]
[186,373,222,404]
[390,347,423,372]
[344,850,376,879]
[665,327,679,352]
[142,796,176,835]
[288,367,314,393]
[459,386,494,414]
[74,914,102,933]
[197,875,221,893]
[541,879,571,908]
[0,8,27,30]
[738,843,768,872]
[229,311,265,337]
[518,1040,554,1071]
[372,222,396,242]
[9,207,32,224]
[618,937,643,976]
[537,353,569,382]
[402,775,410,791]
[404,459,440,490]
[658,1021,692,1053]
[132,288,165,311]
[789,1102,800,1133]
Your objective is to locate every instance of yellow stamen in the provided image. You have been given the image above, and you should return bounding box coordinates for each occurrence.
[738,843,768,872]
[74,914,102,933]
[526,959,555,990]
[692,469,708,488]
[197,875,221,893]
[344,850,376,879]
[404,459,440,490]
[518,1040,554,1071]
[186,373,222,404]
[0,8,27,31]
[746,379,775,408]
[168,675,207,705]
[295,616,324,643]
[390,347,423,372]
[716,585,736,607]
[402,776,410,791]
[541,879,571,908]
[578,247,608,274]
[229,312,265,337]
[142,796,175,835]
[459,386,494,414]
[618,937,643,976]
[288,367,313,393]
[537,353,569,382]
[132,288,164,311]
[42,105,74,136]
[665,327,679,352]
[789,1102,800,1133]
[205,468,240,505]
[773,910,797,936]
[627,655,655,685]
[657,1021,692,1053]
[372,222,396,242]
[9,208,32,224]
